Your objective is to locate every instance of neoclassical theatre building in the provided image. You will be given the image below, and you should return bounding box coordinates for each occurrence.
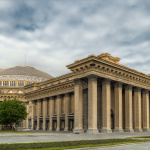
[0,53,150,133]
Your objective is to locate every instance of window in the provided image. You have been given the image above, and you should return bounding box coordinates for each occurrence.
[29,106,32,112]
[3,81,9,86]
[18,81,24,87]
[0,81,2,86]
[10,81,16,86]
[26,82,32,86]
[18,91,23,94]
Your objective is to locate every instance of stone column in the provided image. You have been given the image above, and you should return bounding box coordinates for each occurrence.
[49,97,54,131]
[101,79,112,133]
[36,99,41,130]
[83,89,88,131]
[64,93,70,131]
[73,79,84,133]
[56,95,62,131]
[31,100,35,130]
[87,75,99,134]
[114,82,123,132]
[142,90,149,131]
[26,102,29,128]
[134,87,142,132]
[43,98,47,131]
[125,85,134,132]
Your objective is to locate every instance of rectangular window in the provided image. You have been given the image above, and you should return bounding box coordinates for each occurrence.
[3,81,9,86]
[10,81,16,86]
[26,82,32,86]
[0,81,2,86]
[18,81,24,87]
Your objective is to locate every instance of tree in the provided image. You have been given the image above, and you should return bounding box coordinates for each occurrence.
[0,98,27,130]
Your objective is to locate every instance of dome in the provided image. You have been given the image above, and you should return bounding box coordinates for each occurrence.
[0,66,53,82]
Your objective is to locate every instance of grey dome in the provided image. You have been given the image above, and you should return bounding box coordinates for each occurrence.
[0,66,53,82]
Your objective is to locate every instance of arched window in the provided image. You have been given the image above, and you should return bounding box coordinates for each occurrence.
[17,91,23,94]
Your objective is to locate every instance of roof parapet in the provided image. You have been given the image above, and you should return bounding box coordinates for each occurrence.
[97,53,120,64]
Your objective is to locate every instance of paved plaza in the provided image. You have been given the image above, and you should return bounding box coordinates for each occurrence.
[0,131,150,144]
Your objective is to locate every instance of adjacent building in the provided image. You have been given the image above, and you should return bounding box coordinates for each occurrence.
[0,53,150,133]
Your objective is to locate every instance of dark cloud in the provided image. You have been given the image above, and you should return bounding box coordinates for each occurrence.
[0,0,150,76]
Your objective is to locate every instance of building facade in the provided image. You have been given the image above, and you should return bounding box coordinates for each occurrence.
[0,53,150,133]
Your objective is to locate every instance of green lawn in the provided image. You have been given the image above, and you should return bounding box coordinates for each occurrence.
[0,130,33,133]
[0,139,148,150]
[25,140,148,150]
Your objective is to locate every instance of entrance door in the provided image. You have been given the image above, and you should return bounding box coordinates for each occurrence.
[53,120,57,131]
[69,119,74,131]
[28,119,31,129]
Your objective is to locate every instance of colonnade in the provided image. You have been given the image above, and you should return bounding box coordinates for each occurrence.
[23,75,150,133]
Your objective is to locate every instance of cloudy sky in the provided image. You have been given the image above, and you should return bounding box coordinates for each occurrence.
[0,0,150,77]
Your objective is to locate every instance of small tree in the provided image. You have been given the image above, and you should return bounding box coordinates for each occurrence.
[0,98,27,130]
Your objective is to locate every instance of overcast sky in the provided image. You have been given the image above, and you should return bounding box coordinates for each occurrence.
[1,0,150,77]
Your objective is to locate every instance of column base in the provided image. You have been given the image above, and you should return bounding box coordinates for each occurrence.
[113,129,124,133]
[36,127,39,130]
[73,129,84,134]
[56,128,60,131]
[124,128,134,132]
[49,128,53,131]
[43,128,46,131]
[64,128,68,131]
[134,128,143,132]
[143,128,150,132]
[87,129,99,134]
[101,129,112,133]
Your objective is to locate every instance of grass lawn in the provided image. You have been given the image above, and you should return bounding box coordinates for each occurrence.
[25,140,148,150]
[0,130,33,133]
[0,139,148,150]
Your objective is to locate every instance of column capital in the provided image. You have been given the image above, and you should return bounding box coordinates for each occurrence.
[57,95,62,99]
[87,74,98,81]
[142,89,149,94]
[31,100,36,104]
[43,98,47,101]
[65,93,70,97]
[125,85,133,90]
[49,96,54,100]
[74,78,82,85]
[102,78,111,85]
[134,87,142,92]
[114,82,122,88]
[37,99,41,102]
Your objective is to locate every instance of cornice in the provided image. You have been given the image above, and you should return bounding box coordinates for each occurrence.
[25,80,75,100]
